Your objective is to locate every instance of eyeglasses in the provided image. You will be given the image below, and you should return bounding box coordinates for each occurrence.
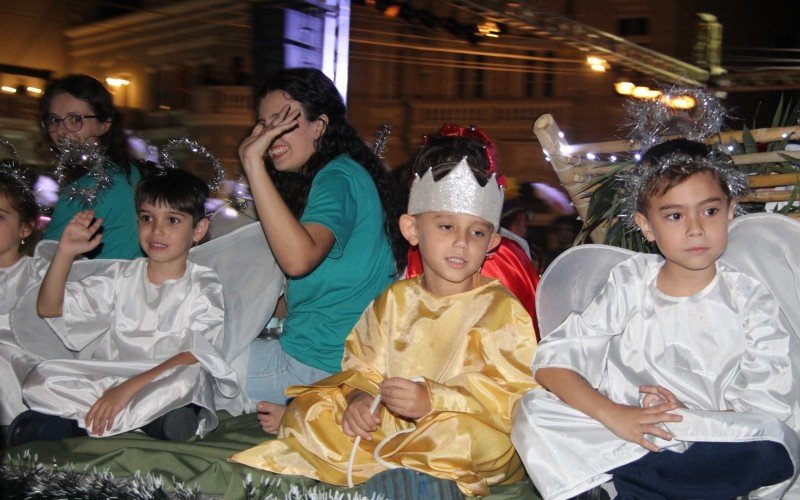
[42,114,100,133]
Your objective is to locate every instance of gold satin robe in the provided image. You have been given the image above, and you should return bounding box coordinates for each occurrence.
[231,277,537,495]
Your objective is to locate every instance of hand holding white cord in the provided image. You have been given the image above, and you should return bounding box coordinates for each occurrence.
[346,376,428,487]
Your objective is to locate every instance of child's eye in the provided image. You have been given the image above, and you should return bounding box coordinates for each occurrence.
[168,217,181,224]
[704,207,719,216]
[139,214,152,222]
[665,213,682,221]
[0,215,5,222]
[439,224,453,231]
[471,230,486,238]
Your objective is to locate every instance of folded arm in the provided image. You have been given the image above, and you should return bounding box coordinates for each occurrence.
[84,351,198,436]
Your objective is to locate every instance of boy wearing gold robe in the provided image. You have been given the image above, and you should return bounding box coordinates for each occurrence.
[232,140,537,496]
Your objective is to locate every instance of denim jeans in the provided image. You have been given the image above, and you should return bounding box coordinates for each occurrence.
[245,338,332,404]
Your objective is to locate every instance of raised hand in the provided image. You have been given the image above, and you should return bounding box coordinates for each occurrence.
[238,104,302,175]
[85,378,139,436]
[342,390,381,441]
[640,384,686,409]
[59,210,103,258]
[379,377,431,420]
[600,401,683,452]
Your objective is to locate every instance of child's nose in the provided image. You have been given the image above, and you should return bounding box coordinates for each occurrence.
[687,217,704,237]
[453,231,468,247]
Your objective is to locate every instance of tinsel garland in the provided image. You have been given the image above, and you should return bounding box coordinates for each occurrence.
[617,85,747,229]
[372,123,392,160]
[158,138,225,193]
[52,139,113,208]
[228,174,252,213]
[622,85,726,150]
[0,136,31,188]
[619,151,750,229]
[1,452,381,500]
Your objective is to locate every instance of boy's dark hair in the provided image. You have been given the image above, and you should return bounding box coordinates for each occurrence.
[407,135,491,186]
[635,138,732,215]
[135,169,209,225]
[0,171,39,228]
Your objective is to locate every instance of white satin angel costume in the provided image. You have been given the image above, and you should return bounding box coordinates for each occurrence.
[0,254,50,424]
[512,252,800,500]
[21,258,239,437]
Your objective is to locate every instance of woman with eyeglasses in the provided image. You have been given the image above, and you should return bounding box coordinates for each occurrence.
[40,74,147,259]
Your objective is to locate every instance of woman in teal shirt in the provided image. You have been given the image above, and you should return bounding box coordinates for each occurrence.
[239,68,406,433]
[40,74,145,259]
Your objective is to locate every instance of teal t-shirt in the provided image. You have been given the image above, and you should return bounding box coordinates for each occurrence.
[44,164,144,259]
[279,155,395,373]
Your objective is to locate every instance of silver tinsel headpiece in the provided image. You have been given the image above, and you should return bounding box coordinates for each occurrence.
[52,139,112,207]
[0,136,30,187]
[619,86,748,229]
[623,85,726,150]
[408,156,504,229]
[158,138,225,192]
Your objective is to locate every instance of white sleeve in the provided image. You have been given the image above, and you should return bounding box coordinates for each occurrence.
[183,268,239,398]
[45,262,122,351]
[532,257,642,388]
[726,276,795,421]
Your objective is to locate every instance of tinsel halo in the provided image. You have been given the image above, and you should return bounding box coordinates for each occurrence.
[618,86,747,230]
[623,85,726,150]
[373,123,392,160]
[158,138,225,192]
[52,139,112,208]
[0,136,31,188]
[619,150,749,229]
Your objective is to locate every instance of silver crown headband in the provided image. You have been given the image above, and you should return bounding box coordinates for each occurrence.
[408,156,504,229]
[618,86,748,229]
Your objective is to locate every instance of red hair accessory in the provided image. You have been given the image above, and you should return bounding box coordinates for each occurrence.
[422,123,499,176]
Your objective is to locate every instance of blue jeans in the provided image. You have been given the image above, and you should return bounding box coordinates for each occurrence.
[610,440,793,499]
[245,338,332,404]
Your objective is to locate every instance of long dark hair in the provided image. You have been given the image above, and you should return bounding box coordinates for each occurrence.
[256,68,405,272]
[39,74,139,179]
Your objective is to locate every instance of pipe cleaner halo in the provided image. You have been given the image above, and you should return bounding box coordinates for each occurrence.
[157,138,225,192]
[0,136,33,191]
[618,86,748,231]
[623,85,726,150]
[52,139,112,208]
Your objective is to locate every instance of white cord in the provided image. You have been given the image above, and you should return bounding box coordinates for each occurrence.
[345,376,425,488]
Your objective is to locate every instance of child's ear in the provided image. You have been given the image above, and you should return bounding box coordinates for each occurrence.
[314,114,328,140]
[19,222,34,240]
[727,201,736,221]
[634,212,656,242]
[399,214,419,246]
[193,218,210,243]
[488,231,502,252]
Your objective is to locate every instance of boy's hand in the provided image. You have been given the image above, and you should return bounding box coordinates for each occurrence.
[379,377,431,419]
[59,210,103,257]
[640,385,686,409]
[600,401,683,452]
[343,390,381,441]
[85,378,140,436]
[238,105,301,175]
